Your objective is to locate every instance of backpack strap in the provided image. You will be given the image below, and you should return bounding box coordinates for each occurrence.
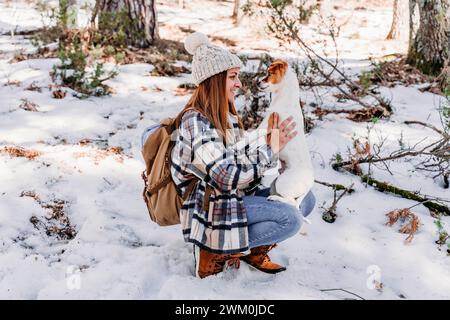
[182,178,199,200]
[146,147,176,195]
[173,107,200,131]
[203,186,212,212]
[179,179,212,213]
[147,173,172,195]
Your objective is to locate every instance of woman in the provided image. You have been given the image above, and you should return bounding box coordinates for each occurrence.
[171,32,316,279]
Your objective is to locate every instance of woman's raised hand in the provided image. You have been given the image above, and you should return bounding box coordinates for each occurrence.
[266,112,298,154]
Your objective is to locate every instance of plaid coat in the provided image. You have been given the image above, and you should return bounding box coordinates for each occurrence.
[170,110,278,254]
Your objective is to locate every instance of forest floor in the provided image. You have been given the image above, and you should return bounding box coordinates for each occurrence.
[0,0,449,299]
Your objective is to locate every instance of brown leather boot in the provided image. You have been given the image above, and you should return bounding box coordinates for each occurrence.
[194,246,244,279]
[240,244,286,274]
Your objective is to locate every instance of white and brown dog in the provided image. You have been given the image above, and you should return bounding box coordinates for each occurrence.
[258,59,314,207]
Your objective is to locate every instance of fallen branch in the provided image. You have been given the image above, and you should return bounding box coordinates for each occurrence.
[322,182,355,223]
[404,120,449,139]
[315,180,355,193]
[320,288,366,300]
[332,136,449,171]
[333,149,424,170]
[313,106,386,122]
[332,120,449,189]
[361,175,449,216]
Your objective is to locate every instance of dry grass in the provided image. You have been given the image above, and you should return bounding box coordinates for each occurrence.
[353,139,371,157]
[19,99,39,112]
[72,142,126,165]
[0,146,42,160]
[4,79,21,87]
[122,38,191,66]
[386,208,420,243]
[313,106,386,122]
[368,57,443,93]
[25,81,42,92]
[21,191,77,241]
[52,88,66,99]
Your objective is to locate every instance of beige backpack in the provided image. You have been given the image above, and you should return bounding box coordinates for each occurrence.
[140,110,198,226]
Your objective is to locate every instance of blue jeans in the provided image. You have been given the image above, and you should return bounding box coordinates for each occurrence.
[244,188,316,248]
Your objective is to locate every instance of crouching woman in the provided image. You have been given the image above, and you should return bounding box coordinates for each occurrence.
[171,32,316,279]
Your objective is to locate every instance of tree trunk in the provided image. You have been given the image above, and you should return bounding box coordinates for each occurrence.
[407,0,449,76]
[232,0,240,25]
[98,0,158,48]
[408,0,419,47]
[386,0,409,40]
[386,0,400,39]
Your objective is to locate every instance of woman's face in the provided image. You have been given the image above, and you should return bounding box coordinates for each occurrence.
[226,68,242,102]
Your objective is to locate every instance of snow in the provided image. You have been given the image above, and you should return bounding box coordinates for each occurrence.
[0,0,449,300]
[0,1,54,34]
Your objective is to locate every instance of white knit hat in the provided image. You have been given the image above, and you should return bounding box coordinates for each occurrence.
[184,32,244,85]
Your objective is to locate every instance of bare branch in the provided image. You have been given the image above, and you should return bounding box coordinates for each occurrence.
[404,120,449,138]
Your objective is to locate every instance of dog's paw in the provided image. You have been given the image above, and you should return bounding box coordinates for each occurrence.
[267,195,283,202]
[267,195,297,207]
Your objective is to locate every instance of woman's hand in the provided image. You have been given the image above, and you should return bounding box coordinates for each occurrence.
[266,112,297,154]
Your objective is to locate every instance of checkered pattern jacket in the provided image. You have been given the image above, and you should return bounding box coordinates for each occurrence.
[170,110,277,254]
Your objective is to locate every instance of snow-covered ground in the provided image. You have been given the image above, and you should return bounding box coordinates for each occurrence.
[0,0,449,300]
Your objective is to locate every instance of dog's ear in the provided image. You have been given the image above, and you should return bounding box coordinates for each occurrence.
[267,60,288,84]
[272,59,288,69]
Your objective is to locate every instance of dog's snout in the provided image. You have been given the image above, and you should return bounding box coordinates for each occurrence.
[257,76,269,90]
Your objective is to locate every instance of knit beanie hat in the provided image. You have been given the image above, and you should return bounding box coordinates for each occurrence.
[184,32,244,85]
